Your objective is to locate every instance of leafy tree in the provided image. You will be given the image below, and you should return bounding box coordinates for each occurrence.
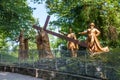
[0,0,35,48]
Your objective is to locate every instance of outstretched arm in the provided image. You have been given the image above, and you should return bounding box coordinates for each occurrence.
[78,30,87,35]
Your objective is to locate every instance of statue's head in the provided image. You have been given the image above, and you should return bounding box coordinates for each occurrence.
[89,22,95,28]
[69,28,72,33]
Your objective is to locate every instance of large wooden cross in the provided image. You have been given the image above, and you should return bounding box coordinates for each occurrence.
[33,15,87,47]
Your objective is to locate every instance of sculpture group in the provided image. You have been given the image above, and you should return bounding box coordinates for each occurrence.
[18,16,109,60]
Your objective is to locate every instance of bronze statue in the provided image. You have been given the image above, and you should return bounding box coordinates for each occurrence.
[67,28,79,57]
[78,23,109,56]
[36,28,53,59]
[18,30,29,60]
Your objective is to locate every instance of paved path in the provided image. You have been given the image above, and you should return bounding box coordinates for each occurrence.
[0,72,43,80]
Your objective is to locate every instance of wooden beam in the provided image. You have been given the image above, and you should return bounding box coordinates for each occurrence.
[43,15,50,30]
[33,25,87,47]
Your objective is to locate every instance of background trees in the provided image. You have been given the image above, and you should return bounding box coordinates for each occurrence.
[0,0,35,49]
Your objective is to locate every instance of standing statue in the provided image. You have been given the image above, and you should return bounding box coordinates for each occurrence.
[67,28,79,57]
[36,28,53,59]
[18,30,29,60]
[78,23,109,56]
[24,38,29,59]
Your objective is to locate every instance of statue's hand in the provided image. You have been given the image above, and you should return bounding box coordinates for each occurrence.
[78,32,81,34]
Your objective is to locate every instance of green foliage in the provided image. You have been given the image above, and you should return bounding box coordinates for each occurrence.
[51,38,66,49]
[88,48,120,66]
[0,51,18,64]
[0,0,35,48]
[89,48,120,78]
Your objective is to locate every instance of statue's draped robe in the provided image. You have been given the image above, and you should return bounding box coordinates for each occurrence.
[36,30,53,58]
[86,28,109,55]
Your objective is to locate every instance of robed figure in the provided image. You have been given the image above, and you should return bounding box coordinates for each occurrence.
[78,23,109,56]
[18,30,29,60]
[36,28,53,59]
[67,28,79,57]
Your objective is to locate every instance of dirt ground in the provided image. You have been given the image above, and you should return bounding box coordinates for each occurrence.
[0,72,43,80]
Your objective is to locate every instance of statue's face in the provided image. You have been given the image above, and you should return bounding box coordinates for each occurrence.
[69,28,72,33]
[90,23,95,28]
